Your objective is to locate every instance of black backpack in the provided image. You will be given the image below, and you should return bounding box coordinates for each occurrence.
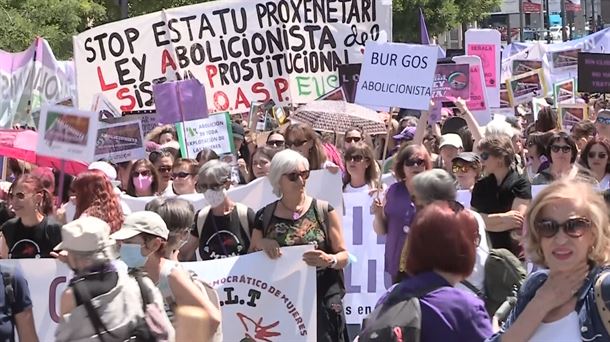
[358,285,445,342]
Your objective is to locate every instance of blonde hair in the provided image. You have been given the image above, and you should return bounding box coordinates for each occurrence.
[525,179,610,267]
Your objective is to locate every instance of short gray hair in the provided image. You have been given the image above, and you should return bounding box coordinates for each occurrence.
[145,197,195,232]
[268,149,309,197]
[485,119,516,138]
[196,159,231,192]
[412,169,456,204]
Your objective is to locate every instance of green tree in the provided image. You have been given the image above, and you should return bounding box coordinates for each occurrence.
[94,0,213,23]
[0,0,105,59]
[393,0,500,43]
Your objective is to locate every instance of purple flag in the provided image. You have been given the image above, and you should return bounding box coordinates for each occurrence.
[419,8,430,45]
[153,79,209,124]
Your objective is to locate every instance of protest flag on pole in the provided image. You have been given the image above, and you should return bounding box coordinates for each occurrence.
[420,8,430,45]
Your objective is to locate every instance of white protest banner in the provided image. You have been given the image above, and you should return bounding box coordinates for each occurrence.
[95,120,145,163]
[73,0,392,113]
[119,169,344,215]
[185,245,317,341]
[36,105,98,163]
[356,42,437,110]
[176,112,233,159]
[342,192,390,324]
[465,29,501,108]
[0,42,35,128]
[0,259,71,342]
[453,55,492,126]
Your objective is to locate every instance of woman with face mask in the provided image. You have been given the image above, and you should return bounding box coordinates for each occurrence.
[180,160,255,261]
[126,159,161,197]
[111,212,221,341]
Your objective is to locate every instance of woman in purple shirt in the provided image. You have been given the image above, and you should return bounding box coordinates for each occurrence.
[367,201,492,341]
[373,145,432,282]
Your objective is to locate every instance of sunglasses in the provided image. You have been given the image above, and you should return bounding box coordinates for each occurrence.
[345,137,362,143]
[480,152,490,161]
[286,140,308,148]
[266,140,285,148]
[404,158,425,167]
[132,170,151,177]
[588,151,608,159]
[157,166,172,173]
[346,155,367,163]
[550,144,572,153]
[284,170,310,182]
[596,116,610,125]
[172,172,192,179]
[452,164,471,174]
[534,217,591,238]
[8,192,26,200]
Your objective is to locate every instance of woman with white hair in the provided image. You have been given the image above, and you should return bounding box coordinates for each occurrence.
[180,160,254,261]
[54,216,173,342]
[250,149,349,342]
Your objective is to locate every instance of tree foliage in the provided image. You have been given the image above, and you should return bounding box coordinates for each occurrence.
[393,0,501,43]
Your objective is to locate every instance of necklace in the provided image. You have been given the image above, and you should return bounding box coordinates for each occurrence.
[280,197,306,220]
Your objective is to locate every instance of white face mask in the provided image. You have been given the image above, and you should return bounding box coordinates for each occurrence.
[204,188,226,207]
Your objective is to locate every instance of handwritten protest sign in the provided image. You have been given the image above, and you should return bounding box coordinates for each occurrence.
[36,105,98,163]
[558,103,588,130]
[94,120,145,163]
[507,69,546,106]
[577,52,610,93]
[176,112,233,159]
[356,42,437,110]
[553,78,575,104]
[73,0,392,113]
[465,29,501,107]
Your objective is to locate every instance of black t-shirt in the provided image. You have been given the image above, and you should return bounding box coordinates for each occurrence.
[471,169,532,254]
[191,207,254,260]
[1,216,63,259]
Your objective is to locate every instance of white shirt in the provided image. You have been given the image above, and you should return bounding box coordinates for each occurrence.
[529,311,581,342]
[598,174,610,190]
[456,210,489,294]
[344,184,371,194]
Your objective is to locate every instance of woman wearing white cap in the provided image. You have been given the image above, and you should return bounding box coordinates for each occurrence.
[111,212,222,341]
[54,216,173,342]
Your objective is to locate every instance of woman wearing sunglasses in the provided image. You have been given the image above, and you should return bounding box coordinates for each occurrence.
[373,145,432,283]
[487,180,610,342]
[170,158,199,195]
[251,149,349,342]
[524,132,552,181]
[126,159,161,197]
[0,174,62,259]
[451,152,482,191]
[579,137,610,190]
[150,150,176,195]
[343,142,381,193]
[180,160,254,261]
[265,130,286,151]
[248,147,277,180]
[284,123,336,171]
[343,127,371,151]
[363,201,492,342]
[531,132,594,185]
[471,135,531,258]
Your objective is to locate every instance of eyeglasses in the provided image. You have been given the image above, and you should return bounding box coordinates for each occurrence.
[452,164,470,174]
[284,170,310,182]
[588,151,608,159]
[8,192,26,200]
[480,152,490,161]
[550,144,572,153]
[404,158,425,167]
[157,166,172,174]
[345,137,362,143]
[596,116,610,125]
[132,170,151,177]
[346,155,367,163]
[534,217,592,238]
[171,172,193,179]
[286,140,308,148]
[266,140,285,148]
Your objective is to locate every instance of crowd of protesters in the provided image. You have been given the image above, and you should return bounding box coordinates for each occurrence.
[0,93,609,341]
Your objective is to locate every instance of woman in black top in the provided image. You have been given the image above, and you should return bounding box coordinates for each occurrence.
[471,135,531,257]
[0,174,61,258]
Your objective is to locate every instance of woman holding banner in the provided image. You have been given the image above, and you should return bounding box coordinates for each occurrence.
[372,145,432,282]
[251,149,349,342]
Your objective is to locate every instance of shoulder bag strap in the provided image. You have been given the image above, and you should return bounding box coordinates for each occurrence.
[196,206,212,239]
[460,280,486,300]
[595,271,610,335]
[261,201,278,237]
[235,203,250,239]
[71,279,113,342]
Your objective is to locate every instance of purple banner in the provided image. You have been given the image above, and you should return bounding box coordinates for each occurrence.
[153,79,209,124]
